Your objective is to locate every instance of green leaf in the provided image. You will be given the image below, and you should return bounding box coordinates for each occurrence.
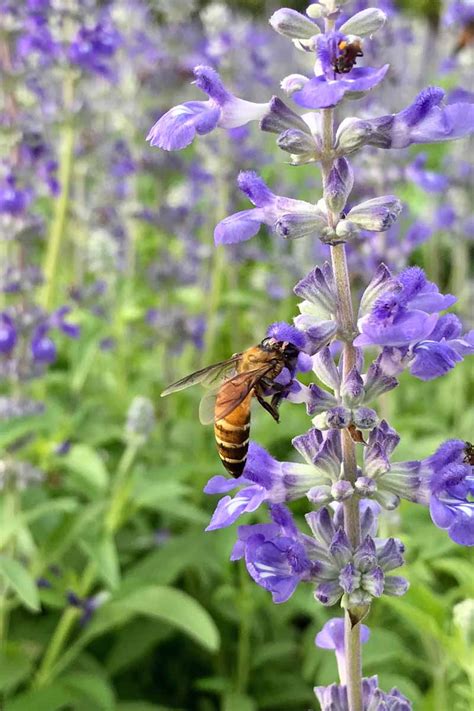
[0,498,78,548]
[82,536,120,590]
[106,618,171,675]
[63,444,109,496]
[223,693,257,711]
[0,413,54,451]
[0,646,33,693]
[118,585,220,653]
[61,672,115,711]
[5,685,72,711]
[0,556,39,612]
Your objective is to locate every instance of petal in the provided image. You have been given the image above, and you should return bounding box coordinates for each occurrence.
[214,208,267,245]
[206,485,266,530]
[292,74,346,109]
[147,101,220,150]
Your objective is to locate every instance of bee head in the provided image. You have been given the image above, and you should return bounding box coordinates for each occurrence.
[260,337,299,360]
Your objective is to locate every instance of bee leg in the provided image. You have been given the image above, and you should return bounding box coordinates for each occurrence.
[255,392,280,423]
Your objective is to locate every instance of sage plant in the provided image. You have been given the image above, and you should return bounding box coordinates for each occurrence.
[148,2,474,708]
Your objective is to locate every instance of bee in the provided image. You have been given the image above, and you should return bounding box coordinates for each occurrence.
[453,22,474,56]
[334,37,364,74]
[161,337,300,477]
[464,442,474,466]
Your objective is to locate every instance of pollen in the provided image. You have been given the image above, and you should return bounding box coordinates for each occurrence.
[338,40,347,50]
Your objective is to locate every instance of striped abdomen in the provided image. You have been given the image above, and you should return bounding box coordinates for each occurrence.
[214,391,252,477]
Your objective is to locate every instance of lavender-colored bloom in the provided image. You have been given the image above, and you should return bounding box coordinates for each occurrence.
[214,171,327,245]
[233,505,321,603]
[205,429,343,530]
[0,314,17,354]
[69,19,121,78]
[406,154,449,193]
[31,325,56,364]
[287,32,389,109]
[0,175,30,216]
[444,0,474,27]
[315,675,412,711]
[147,66,270,151]
[355,267,456,348]
[424,440,474,546]
[337,87,474,152]
[49,306,80,339]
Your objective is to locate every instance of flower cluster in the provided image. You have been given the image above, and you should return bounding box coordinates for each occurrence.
[149,0,474,707]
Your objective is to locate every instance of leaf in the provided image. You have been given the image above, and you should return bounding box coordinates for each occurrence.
[106,618,171,675]
[0,556,39,611]
[0,498,78,548]
[63,444,109,496]
[5,685,72,711]
[61,672,115,711]
[118,585,220,653]
[0,646,33,693]
[82,536,120,590]
[0,413,54,451]
[223,693,257,711]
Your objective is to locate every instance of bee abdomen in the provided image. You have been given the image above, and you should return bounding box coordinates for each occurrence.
[214,418,250,477]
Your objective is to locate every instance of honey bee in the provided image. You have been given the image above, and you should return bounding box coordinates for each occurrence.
[464,442,474,466]
[453,22,474,55]
[161,337,300,476]
[334,37,364,74]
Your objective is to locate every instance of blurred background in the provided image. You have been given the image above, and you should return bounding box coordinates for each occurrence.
[0,1,473,710]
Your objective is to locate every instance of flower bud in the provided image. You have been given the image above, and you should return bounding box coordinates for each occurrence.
[355,476,377,497]
[269,8,320,39]
[359,263,398,316]
[363,359,399,401]
[313,406,351,430]
[306,383,338,416]
[352,407,378,430]
[277,128,320,157]
[335,117,374,155]
[306,3,324,19]
[0,315,17,354]
[335,219,360,241]
[293,263,337,315]
[339,8,387,38]
[325,158,354,214]
[294,317,337,355]
[313,347,341,390]
[261,96,310,135]
[345,196,403,232]
[125,396,155,443]
[275,210,327,240]
[331,479,354,501]
[341,366,364,407]
[307,484,332,505]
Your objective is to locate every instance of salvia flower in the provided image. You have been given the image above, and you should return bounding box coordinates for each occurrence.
[286,32,389,109]
[336,87,474,153]
[424,440,474,545]
[147,66,270,151]
[315,675,412,711]
[355,266,456,349]
[69,19,121,78]
[214,171,327,245]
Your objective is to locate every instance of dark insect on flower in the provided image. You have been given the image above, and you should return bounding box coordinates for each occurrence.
[464,442,474,465]
[161,325,306,477]
[333,38,364,74]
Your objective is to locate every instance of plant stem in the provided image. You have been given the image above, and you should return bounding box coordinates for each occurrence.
[34,443,139,688]
[321,96,363,710]
[41,73,76,310]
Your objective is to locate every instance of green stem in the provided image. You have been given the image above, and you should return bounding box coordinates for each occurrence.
[33,443,139,688]
[41,74,76,310]
[321,85,364,710]
[236,561,251,694]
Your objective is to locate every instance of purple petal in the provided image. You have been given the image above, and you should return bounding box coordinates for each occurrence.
[214,208,267,245]
[147,101,220,151]
[206,485,266,531]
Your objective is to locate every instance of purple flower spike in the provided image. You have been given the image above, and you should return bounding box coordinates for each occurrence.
[147,66,270,151]
[425,440,474,545]
[31,326,56,364]
[214,171,326,245]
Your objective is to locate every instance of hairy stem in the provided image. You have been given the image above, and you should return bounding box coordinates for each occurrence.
[321,98,363,710]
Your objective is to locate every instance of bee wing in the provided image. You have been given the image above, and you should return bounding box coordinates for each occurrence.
[198,366,274,425]
[161,354,242,397]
